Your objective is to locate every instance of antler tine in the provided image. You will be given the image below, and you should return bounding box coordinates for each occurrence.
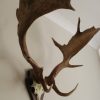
[77,17,81,33]
[52,80,78,96]
[45,18,100,86]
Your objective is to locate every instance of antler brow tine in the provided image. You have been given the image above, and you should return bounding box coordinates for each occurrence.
[52,80,78,96]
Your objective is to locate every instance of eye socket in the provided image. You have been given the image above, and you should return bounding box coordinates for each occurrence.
[31,87,35,93]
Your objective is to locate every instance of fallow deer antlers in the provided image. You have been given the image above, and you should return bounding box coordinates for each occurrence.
[16,0,100,100]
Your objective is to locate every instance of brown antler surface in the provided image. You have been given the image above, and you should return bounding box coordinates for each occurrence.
[52,80,78,96]
[45,18,100,95]
[16,0,100,99]
[16,0,74,95]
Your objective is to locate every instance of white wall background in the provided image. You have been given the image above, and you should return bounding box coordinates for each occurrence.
[0,0,100,100]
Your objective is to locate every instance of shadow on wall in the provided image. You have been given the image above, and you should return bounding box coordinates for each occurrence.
[0,29,23,86]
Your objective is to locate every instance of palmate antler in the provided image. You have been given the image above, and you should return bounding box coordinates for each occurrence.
[16,0,100,100]
[16,0,75,93]
[45,18,100,96]
[17,0,74,95]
